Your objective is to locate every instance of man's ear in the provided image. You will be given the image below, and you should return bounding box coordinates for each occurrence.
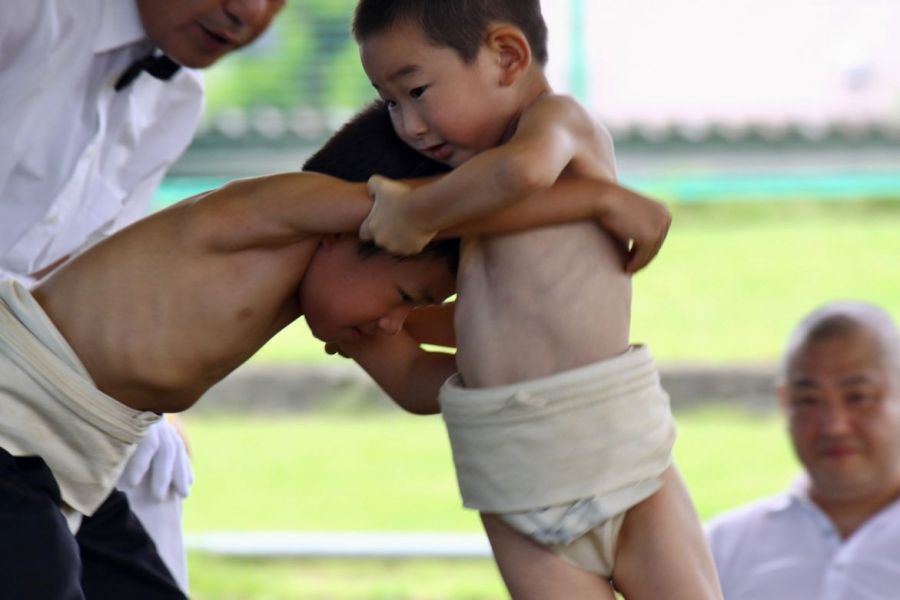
[486,25,532,87]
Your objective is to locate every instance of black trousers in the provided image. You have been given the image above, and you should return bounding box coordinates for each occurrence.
[0,447,187,600]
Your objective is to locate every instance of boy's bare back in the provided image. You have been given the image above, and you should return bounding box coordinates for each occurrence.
[30,174,368,413]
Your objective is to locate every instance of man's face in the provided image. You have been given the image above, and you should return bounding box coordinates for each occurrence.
[359,22,516,168]
[780,329,900,503]
[298,237,455,344]
[136,0,285,68]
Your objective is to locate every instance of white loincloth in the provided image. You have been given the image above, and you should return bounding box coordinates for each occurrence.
[0,280,158,527]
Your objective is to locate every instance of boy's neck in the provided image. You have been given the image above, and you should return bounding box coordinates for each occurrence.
[500,70,552,144]
[520,66,552,105]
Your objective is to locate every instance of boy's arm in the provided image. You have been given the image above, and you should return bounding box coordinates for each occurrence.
[402,302,457,348]
[332,329,457,415]
[369,175,670,273]
[328,303,456,414]
[188,172,372,251]
[361,95,603,254]
[188,168,668,272]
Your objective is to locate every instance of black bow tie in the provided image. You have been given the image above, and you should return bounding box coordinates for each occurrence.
[114,53,181,91]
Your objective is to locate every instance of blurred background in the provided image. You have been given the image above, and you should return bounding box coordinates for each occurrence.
[165,1,900,598]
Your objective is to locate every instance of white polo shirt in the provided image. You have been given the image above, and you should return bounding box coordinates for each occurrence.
[707,478,900,600]
[0,0,204,282]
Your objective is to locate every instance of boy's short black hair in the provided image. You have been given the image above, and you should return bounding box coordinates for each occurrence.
[355,238,459,276]
[303,101,450,183]
[303,102,460,274]
[352,0,548,66]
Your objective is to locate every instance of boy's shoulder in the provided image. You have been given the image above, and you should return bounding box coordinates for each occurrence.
[519,93,607,148]
[525,93,595,126]
[520,94,616,180]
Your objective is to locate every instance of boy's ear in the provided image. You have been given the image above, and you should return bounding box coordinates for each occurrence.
[486,25,532,87]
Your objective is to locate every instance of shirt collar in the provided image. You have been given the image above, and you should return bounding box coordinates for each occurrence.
[765,473,811,514]
[94,0,148,54]
[774,473,900,522]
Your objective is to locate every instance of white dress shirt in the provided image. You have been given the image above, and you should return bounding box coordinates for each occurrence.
[0,1,203,590]
[0,0,204,282]
[707,478,900,600]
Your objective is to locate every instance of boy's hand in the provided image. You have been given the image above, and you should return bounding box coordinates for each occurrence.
[597,187,672,273]
[360,175,438,254]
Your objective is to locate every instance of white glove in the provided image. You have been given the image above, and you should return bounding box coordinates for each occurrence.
[121,419,193,500]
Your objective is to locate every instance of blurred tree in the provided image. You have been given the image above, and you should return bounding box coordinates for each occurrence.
[203,1,372,117]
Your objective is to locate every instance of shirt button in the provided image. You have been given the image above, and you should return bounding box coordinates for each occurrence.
[45,214,59,225]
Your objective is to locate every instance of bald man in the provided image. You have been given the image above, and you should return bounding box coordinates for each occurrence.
[707,302,900,600]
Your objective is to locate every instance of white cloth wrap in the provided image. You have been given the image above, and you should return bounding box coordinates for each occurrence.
[439,345,675,515]
[0,280,159,516]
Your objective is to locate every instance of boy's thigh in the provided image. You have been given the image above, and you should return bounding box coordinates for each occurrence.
[612,465,722,600]
[77,489,186,600]
[481,513,617,600]
[0,449,85,600]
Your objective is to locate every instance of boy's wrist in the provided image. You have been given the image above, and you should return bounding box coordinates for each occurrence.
[407,187,441,234]
[592,181,620,225]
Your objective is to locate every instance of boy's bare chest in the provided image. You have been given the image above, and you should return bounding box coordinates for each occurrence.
[454,223,626,386]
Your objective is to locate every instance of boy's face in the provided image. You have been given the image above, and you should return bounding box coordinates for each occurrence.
[359,22,516,168]
[298,236,455,344]
[137,0,285,69]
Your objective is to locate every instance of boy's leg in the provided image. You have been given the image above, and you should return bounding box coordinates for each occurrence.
[481,513,616,600]
[612,465,722,600]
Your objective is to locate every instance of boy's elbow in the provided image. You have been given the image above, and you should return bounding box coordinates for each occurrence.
[497,150,556,198]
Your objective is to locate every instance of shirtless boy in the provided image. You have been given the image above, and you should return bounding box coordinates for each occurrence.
[350,1,721,598]
[0,100,668,598]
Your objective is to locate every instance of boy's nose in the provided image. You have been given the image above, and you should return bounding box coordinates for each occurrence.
[401,110,428,140]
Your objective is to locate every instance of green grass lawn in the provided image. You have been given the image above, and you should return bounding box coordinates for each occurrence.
[183,407,796,599]
[251,200,900,366]
[183,409,793,532]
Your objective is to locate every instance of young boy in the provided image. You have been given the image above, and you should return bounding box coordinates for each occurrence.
[0,106,460,600]
[350,1,721,598]
[0,101,668,598]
